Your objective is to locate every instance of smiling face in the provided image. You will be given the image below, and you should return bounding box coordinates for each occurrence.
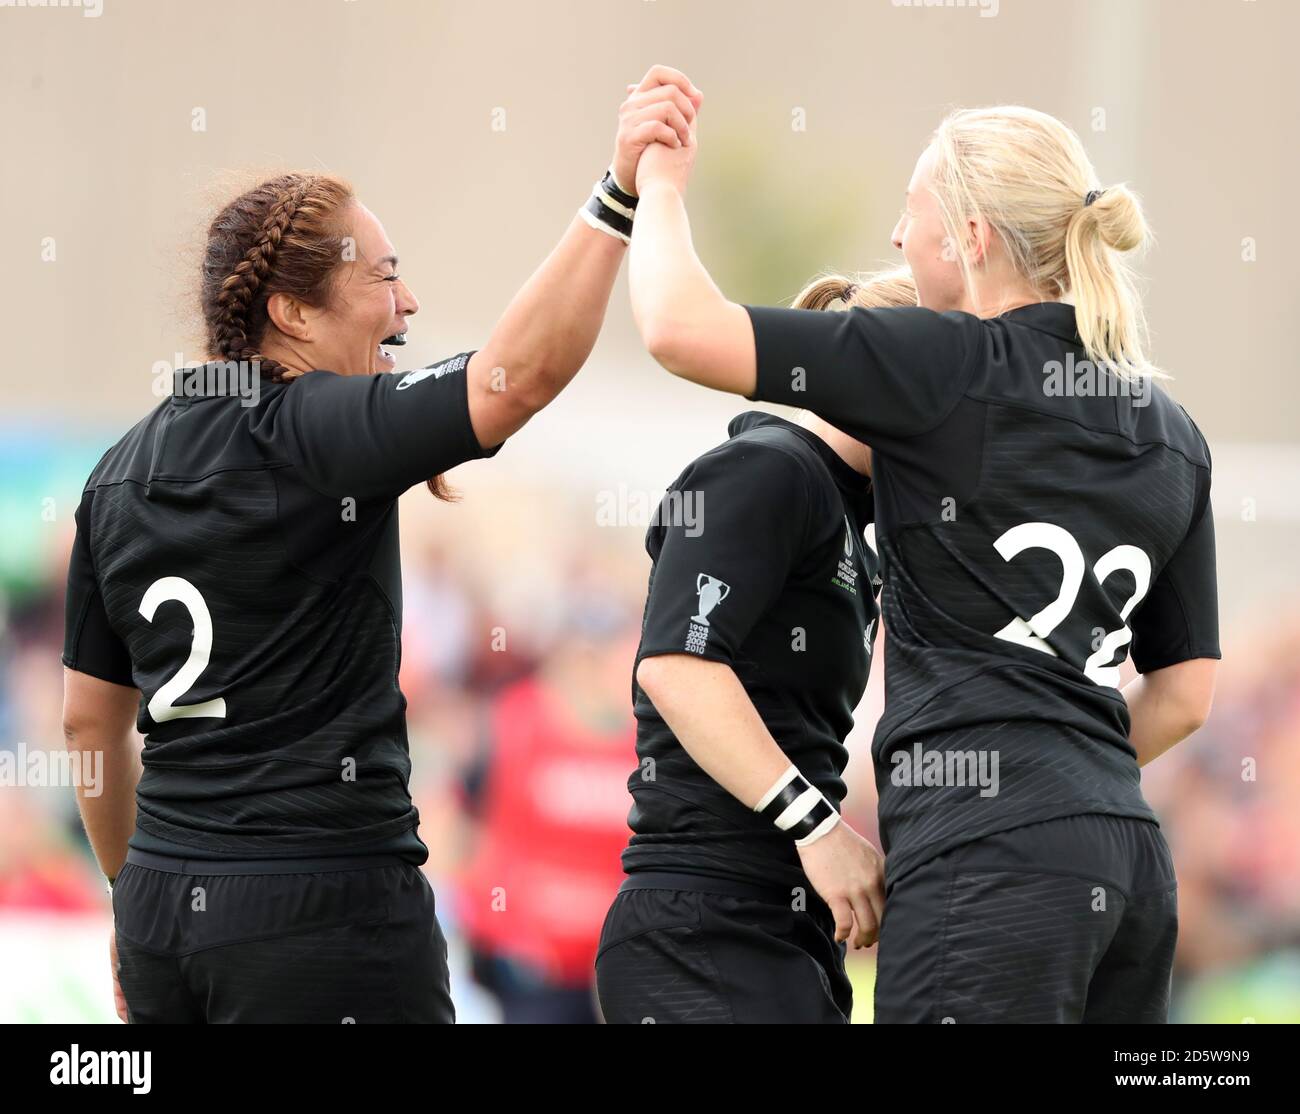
[890,144,970,313]
[263,201,420,377]
[322,203,420,376]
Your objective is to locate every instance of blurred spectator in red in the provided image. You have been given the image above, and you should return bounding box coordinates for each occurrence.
[0,792,102,914]
[453,576,638,1023]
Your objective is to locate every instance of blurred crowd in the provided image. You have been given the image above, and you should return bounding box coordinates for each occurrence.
[1,479,1296,1023]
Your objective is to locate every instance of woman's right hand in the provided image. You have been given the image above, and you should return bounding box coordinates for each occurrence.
[110,926,128,1023]
[795,820,887,949]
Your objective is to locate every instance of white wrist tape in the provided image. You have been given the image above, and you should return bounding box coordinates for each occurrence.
[755,765,840,847]
[579,166,637,244]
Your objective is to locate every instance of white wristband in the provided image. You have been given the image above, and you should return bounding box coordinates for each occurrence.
[577,204,631,244]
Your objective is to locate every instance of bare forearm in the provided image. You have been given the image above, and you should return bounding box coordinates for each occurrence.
[69,737,140,879]
[63,670,142,880]
[628,179,756,392]
[629,183,719,366]
[483,214,625,405]
[1122,671,1209,767]
[638,655,791,808]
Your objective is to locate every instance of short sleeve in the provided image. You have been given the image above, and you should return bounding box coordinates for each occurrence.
[62,489,135,687]
[638,442,812,668]
[1130,470,1220,673]
[268,352,501,500]
[743,305,981,445]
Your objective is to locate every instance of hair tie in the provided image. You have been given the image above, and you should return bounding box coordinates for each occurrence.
[841,283,858,304]
[1084,189,1104,207]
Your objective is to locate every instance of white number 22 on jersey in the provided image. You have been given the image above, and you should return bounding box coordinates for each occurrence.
[139,576,227,722]
[991,522,1151,688]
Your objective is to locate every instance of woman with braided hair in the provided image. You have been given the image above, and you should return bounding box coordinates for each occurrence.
[59,65,702,1024]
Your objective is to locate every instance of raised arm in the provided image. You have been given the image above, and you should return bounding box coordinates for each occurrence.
[465,66,703,449]
[627,134,976,436]
[627,136,759,396]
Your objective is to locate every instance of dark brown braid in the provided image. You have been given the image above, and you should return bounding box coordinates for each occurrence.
[201,173,354,384]
[211,180,311,381]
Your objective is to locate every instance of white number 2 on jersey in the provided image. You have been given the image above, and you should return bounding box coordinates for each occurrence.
[991,523,1151,687]
[139,576,227,722]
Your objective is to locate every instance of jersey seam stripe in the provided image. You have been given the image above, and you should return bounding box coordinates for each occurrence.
[357,572,407,709]
[1155,550,1198,669]
[871,657,1127,751]
[962,391,1212,472]
[65,590,95,672]
[86,461,294,491]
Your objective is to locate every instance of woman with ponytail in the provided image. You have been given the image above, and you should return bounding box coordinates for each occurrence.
[597,271,913,1024]
[628,104,1219,1023]
[59,66,702,1024]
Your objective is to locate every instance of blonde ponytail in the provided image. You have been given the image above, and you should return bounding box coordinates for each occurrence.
[929,106,1162,381]
[1063,184,1156,381]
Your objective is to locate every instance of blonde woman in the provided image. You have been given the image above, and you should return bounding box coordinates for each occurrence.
[596,271,913,1024]
[627,106,1219,1023]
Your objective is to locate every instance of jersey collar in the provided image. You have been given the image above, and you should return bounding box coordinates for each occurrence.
[169,362,276,404]
[727,411,873,516]
[998,301,1080,343]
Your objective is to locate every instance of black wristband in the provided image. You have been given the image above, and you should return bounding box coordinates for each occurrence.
[601,169,638,210]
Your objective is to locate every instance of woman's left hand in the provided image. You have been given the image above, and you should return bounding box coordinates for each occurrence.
[611,66,702,197]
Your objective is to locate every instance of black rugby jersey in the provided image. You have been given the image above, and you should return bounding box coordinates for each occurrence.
[744,302,1219,882]
[62,354,498,863]
[623,412,882,889]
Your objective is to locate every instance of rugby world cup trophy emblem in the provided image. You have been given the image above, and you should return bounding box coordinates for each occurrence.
[692,574,731,626]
